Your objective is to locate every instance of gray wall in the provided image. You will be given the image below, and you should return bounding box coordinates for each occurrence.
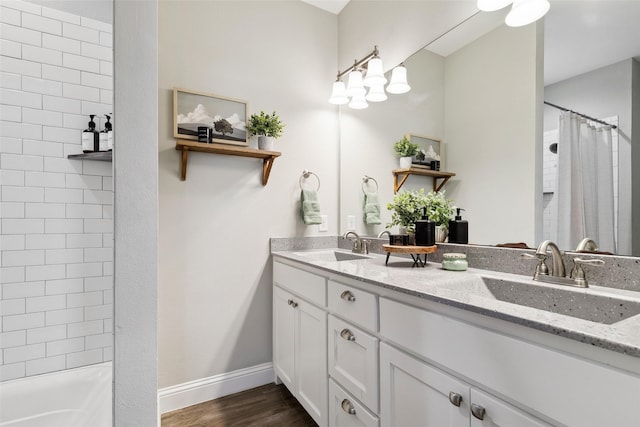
[157,1,338,390]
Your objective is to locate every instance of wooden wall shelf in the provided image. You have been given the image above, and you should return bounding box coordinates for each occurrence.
[393,167,455,193]
[68,152,112,162]
[175,139,281,185]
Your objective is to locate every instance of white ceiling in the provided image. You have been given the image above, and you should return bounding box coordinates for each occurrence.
[544,1,640,85]
[300,0,350,15]
[301,1,640,85]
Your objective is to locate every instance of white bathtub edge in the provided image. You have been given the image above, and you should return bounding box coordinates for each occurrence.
[158,362,274,414]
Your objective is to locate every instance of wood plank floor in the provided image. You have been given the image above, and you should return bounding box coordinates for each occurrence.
[161,383,317,427]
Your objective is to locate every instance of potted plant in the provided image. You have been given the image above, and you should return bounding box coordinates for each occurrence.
[386,188,427,233]
[247,110,285,150]
[424,190,455,242]
[393,136,419,169]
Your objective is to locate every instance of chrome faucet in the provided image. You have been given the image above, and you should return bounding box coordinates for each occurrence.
[535,240,566,278]
[522,240,604,288]
[576,238,598,252]
[343,231,370,254]
[377,230,391,239]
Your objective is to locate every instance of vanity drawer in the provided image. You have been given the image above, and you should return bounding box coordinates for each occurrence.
[329,379,379,427]
[328,314,379,413]
[328,280,377,332]
[273,262,326,307]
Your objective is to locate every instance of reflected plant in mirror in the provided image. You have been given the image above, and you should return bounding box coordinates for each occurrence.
[386,189,427,232]
[424,190,455,229]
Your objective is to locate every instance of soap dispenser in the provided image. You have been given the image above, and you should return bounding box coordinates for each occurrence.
[448,208,468,244]
[105,114,113,151]
[82,115,99,153]
[415,207,435,246]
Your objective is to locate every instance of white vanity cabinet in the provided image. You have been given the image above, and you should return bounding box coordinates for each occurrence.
[273,262,328,427]
[273,258,640,427]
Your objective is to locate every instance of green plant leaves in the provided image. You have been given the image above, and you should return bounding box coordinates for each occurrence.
[247,110,285,138]
[393,136,419,157]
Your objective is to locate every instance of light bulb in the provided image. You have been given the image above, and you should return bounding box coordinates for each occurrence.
[349,93,368,109]
[363,57,387,87]
[386,65,410,94]
[366,84,387,102]
[346,69,365,97]
[505,0,550,27]
[328,81,348,105]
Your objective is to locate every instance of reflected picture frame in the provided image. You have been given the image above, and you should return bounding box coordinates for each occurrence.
[406,133,443,169]
[173,87,248,146]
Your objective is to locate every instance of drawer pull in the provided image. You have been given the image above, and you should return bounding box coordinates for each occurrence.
[471,403,486,420]
[341,398,356,415]
[340,290,356,302]
[287,299,298,308]
[340,328,356,342]
[448,392,463,407]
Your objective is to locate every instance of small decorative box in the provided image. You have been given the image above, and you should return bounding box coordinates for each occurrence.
[442,253,468,271]
[390,234,409,246]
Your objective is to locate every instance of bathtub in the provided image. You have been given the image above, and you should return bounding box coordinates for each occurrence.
[0,362,112,427]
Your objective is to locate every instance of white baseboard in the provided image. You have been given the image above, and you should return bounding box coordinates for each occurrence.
[158,362,274,414]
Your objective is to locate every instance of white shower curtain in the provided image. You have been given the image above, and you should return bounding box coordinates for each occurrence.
[554,112,616,253]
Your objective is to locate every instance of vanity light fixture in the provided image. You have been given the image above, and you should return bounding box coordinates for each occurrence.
[328,46,410,109]
[476,0,550,27]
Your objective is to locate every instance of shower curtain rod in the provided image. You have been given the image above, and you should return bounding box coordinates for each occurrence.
[544,101,617,129]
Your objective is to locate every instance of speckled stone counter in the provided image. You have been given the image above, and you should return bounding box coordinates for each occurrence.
[271,237,640,358]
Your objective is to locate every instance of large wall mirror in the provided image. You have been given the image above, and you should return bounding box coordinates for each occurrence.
[339,1,640,257]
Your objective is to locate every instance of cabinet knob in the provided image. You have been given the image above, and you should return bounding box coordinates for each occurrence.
[340,290,356,302]
[341,398,356,415]
[448,391,463,407]
[287,299,298,308]
[340,328,356,342]
[471,403,486,420]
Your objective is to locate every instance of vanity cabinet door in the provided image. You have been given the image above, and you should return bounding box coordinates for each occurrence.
[380,343,469,427]
[469,389,551,427]
[273,285,327,427]
[329,314,379,413]
[273,285,296,389]
[296,297,328,426]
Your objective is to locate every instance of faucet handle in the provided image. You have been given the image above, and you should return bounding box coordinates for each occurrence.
[361,239,371,254]
[571,258,605,288]
[521,252,549,278]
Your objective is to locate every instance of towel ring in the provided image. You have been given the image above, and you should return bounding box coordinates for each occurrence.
[299,170,320,192]
[362,175,378,193]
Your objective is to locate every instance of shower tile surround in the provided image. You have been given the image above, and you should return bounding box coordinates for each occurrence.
[1,1,113,381]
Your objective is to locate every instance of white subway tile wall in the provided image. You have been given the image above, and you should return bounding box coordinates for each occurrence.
[0,0,113,382]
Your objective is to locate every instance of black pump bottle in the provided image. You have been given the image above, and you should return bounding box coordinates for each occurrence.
[415,207,435,246]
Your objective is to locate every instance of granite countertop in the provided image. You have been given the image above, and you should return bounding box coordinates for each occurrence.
[272,248,640,358]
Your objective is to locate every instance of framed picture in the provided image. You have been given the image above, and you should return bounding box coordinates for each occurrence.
[406,133,443,169]
[173,87,248,146]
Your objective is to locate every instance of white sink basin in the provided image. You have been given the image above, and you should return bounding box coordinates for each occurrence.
[293,250,372,262]
[481,276,640,325]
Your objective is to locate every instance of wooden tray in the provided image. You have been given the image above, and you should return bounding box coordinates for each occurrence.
[382,244,437,254]
[382,244,437,267]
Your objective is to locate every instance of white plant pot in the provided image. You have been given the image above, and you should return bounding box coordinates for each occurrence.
[258,136,275,151]
[435,225,448,243]
[399,156,412,169]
